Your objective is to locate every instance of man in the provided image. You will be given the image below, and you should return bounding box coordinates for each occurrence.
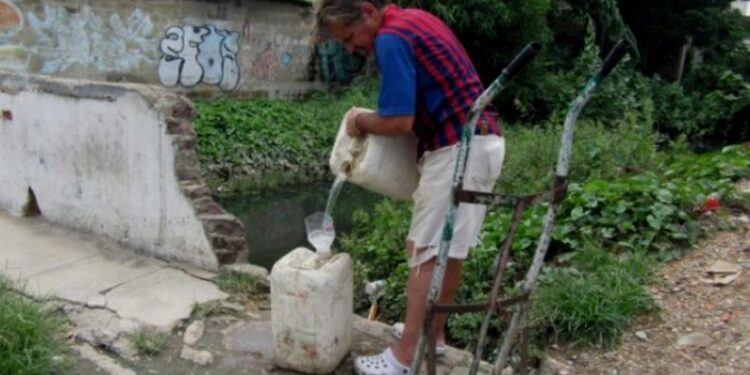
[315,1,505,374]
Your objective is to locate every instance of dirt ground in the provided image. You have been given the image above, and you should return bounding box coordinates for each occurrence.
[543,210,750,375]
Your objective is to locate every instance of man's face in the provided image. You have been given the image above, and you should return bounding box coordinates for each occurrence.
[327,3,381,56]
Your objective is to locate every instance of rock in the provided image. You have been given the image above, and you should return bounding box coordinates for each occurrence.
[183,320,205,345]
[110,337,139,361]
[220,301,245,313]
[223,264,269,279]
[720,312,733,323]
[222,321,273,361]
[178,267,218,280]
[539,355,572,375]
[92,329,120,348]
[501,367,514,375]
[85,295,108,308]
[209,314,239,325]
[635,331,649,341]
[68,308,141,348]
[705,260,741,275]
[676,332,713,349]
[73,344,136,375]
[180,346,214,365]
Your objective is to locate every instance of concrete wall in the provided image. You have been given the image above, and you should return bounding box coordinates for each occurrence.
[0,0,365,98]
[0,71,247,270]
[733,1,750,16]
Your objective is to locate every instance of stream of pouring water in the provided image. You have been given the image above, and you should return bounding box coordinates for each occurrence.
[325,175,346,217]
[307,175,346,254]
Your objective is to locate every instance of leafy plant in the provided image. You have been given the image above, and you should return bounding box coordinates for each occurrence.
[398,0,552,85]
[340,141,749,355]
[339,200,412,318]
[193,78,378,195]
[129,330,170,357]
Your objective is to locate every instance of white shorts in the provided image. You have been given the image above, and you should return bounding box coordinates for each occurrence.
[406,135,505,268]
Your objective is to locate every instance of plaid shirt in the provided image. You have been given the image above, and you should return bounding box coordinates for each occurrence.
[375,4,501,155]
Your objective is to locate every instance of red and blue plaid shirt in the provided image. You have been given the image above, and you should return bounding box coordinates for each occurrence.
[375,4,501,155]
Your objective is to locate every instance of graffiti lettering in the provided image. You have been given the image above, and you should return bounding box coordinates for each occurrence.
[251,42,279,81]
[240,21,314,82]
[26,6,156,74]
[158,25,240,91]
[316,40,365,84]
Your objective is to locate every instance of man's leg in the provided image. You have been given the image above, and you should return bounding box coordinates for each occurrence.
[392,240,464,366]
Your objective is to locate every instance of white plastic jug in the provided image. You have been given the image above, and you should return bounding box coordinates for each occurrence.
[329,108,419,201]
[270,248,353,374]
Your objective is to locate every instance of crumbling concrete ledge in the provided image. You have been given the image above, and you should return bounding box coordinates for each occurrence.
[0,71,246,269]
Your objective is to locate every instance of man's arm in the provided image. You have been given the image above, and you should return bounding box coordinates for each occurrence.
[347,111,414,137]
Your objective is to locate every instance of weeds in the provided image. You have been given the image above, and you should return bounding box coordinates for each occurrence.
[194,77,379,195]
[530,246,656,347]
[216,270,268,296]
[0,277,70,375]
[191,300,227,319]
[341,142,749,356]
[129,330,170,357]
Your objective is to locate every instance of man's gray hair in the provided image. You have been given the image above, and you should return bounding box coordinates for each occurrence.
[314,0,389,42]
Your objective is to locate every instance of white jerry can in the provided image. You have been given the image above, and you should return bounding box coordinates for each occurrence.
[329,108,419,201]
[270,247,353,374]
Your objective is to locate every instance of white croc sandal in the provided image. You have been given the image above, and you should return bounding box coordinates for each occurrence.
[391,323,446,356]
[354,348,410,375]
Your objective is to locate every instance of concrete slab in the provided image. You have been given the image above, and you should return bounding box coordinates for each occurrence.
[0,213,100,278]
[105,268,228,328]
[73,344,137,375]
[23,253,165,305]
[222,320,273,361]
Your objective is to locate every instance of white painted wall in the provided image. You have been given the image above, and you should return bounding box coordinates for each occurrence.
[0,78,218,269]
[732,1,750,16]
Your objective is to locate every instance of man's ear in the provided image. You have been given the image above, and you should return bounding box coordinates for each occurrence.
[360,2,377,18]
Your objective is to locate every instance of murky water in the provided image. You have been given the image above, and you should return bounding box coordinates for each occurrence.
[219,181,382,270]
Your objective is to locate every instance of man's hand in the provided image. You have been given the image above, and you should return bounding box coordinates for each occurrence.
[346,107,369,138]
[344,107,415,137]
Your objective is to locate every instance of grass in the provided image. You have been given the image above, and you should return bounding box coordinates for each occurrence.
[0,277,70,375]
[191,300,229,319]
[215,270,268,296]
[530,245,657,347]
[129,329,170,357]
[499,111,663,195]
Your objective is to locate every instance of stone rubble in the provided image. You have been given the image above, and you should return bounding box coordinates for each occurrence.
[183,320,205,345]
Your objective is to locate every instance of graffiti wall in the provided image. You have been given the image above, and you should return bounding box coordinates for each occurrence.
[316,40,366,84]
[158,25,240,91]
[25,5,156,75]
[0,0,364,97]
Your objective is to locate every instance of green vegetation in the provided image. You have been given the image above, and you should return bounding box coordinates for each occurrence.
[215,270,269,296]
[129,330,170,357]
[342,143,749,353]
[401,0,750,148]
[190,0,750,362]
[0,277,70,375]
[191,301,227,319]
[193,79,378,195]
[531,246,656,347]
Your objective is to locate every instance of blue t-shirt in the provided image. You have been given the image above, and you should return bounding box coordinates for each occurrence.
[374,5,501,155]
